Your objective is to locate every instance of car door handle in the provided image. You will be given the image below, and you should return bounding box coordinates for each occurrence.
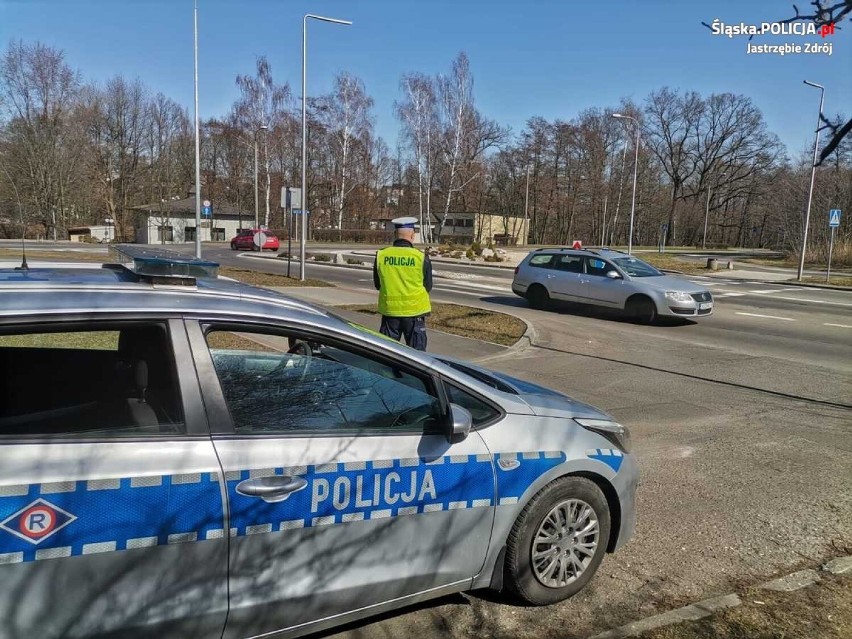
[546,274,556,279]
[236,476,308,503]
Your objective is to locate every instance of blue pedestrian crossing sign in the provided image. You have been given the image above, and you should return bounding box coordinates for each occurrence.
[829,209,841,228]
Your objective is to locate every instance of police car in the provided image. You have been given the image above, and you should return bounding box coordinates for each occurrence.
[0,246,638,638]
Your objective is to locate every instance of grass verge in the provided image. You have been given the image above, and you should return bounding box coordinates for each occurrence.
[641,572,851,639]
[639,253,717,275]
[0,248,107,262]
[340,302,526,346]
[219,267,333,288]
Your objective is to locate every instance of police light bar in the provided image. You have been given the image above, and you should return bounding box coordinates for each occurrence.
[108,245,219,281]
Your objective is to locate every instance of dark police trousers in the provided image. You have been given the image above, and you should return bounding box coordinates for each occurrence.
[380,315,427,351]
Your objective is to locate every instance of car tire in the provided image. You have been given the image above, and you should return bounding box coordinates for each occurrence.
[627,296,657,325]
[505,477,610,606]
[526,284,550,310]
[230,242,237,250]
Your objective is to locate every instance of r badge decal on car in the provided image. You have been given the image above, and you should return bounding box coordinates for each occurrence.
[0,498,77,545]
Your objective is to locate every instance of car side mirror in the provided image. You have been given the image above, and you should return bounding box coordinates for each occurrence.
[606,270,622,279]
[448,403,472,442]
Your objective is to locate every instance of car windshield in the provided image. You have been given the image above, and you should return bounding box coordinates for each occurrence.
[611,256,663,277]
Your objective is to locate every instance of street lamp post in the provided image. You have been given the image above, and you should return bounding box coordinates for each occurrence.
[302,14,352,280]
[703,171,726,250]
[193,0,201,258]
[612,113,639,255]
[254,124,267,230]
[523,164,530,246]
[798,80,825,281]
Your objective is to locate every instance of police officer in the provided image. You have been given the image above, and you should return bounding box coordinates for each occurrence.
[373,216,433,351]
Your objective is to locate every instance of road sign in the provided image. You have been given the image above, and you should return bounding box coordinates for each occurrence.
[284,187,302,210]
[253,232,268,249]
[661,223,669,232]
[202,205,212,218]
[829,209,841,228]
[292,209,309,215]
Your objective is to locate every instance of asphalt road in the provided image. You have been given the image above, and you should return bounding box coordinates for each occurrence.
[4,241,850,638]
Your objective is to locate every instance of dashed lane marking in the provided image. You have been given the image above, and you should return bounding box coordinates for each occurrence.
[735,312,795,321]
[824,323,852,329]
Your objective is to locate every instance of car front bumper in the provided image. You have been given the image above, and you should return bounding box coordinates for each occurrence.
[663,301,714,317]
[611,452,640,551]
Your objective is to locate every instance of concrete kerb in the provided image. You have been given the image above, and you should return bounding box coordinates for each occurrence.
[586,555,852,639]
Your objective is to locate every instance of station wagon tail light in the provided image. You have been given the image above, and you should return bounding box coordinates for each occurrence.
[108,245,219,283]
[574,418,631,453]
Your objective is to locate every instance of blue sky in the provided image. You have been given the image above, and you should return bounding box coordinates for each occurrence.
[2,0,850,158]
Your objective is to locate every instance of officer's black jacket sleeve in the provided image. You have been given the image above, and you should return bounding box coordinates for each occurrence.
[423,255,433,292]
[372,258,381,290]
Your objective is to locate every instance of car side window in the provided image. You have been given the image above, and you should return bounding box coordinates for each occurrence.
[0,323,185,438]
[445,383,501,427]
[528,254,554,268]
[205,328,444,435]
[585,257,612,277]
[555,255,583,273]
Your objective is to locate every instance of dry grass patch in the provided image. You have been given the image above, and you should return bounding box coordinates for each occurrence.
[639,253,716,275]
[642,572,851,639]
[0,248,107,263]
[340,302,526,346]
[218,267,333,288]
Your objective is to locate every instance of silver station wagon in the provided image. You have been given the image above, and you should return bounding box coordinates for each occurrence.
[512,248,714,323]
[0,247,638,639]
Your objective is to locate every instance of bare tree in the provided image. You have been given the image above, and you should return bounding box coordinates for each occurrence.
[314,72,374,233]
[234,57,290,227]
[0,40,81,239]
[396,73,438,242]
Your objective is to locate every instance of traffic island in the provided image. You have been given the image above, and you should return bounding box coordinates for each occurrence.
[340,302,527,346]
[218,266,333,288]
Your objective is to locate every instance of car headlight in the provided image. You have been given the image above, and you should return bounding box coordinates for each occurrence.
[574,418,631,453]
[665,291,693,303]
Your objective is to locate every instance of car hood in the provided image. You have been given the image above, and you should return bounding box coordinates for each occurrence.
[434,355,612,420]
[632,274,708,293]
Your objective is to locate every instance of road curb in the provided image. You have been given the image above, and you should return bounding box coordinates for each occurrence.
[471,315,537,364]
[587,555,852,638]
[770,280,852,292]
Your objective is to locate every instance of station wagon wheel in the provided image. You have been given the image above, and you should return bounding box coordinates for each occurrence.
[526,284,550,310]
[627,296,657,325]
[504,477,610,605]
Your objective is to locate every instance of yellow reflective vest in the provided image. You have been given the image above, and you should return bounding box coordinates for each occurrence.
[376,246,431,317]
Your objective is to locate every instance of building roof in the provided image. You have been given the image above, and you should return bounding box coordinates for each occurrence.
[131,196,243,218]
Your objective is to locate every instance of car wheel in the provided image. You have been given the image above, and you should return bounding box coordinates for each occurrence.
[627,296,657,325]
[230,242,237,250]
[526,284,551,310]
[505,477,610,606]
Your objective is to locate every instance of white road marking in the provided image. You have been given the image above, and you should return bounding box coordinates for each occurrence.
[717,292,746,297]
[748,289,784,294]
[773,296,852,307]
[824,323,852,329]
[735,312,795,321]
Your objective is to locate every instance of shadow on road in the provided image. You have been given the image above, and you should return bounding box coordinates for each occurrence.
[477,296,697,328]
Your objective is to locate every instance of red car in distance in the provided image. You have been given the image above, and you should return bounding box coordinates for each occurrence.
[230,229,280,251]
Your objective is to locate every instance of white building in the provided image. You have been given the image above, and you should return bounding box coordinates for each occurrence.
[132,192,249,245]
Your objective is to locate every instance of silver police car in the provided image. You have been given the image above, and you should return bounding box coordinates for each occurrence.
[0,247,637,638]
[512,248,713,323]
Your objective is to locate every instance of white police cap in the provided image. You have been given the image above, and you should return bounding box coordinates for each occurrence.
[391,216,418,229]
